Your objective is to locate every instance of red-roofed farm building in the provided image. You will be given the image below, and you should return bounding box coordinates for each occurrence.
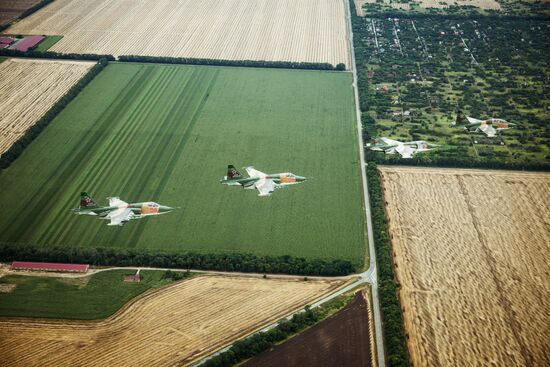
[11,261,89,273]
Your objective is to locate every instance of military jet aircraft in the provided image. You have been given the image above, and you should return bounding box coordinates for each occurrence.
[452,112,515,137]
[366,137,439,158]
[220,166,306,196]
[73,192,174,226]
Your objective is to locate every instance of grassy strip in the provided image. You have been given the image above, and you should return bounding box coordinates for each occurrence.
[34,35,63,52]
[118,55,346,71]
[0,58,109,169]
[0,243,355,276]
[366,163,409,366]
[0,269,189,320]
[203,290,357,367]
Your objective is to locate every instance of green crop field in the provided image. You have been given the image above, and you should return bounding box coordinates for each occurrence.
[0,63,366,265]
[34,35,63,51]
[0,270,174,319]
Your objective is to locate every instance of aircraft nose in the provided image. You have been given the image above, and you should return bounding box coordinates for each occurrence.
[297,176,307,182]
[161,205,173,211]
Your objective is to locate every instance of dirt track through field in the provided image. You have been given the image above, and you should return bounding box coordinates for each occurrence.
[6,0,351,67]
[0,275,344,366]
[380,166,550,366]
[0,58,93,155]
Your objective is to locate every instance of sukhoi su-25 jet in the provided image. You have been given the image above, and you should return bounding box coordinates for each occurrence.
[220,166,306,196]
[366,137,439,158]
[452,112,515,137]
[73,192,174,226]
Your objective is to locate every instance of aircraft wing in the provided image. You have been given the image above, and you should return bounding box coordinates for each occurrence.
[245,166,267,178]
[380,137,401,146]
[255,178,275,196]
[107,207,134,226]
[395,144,415,158]
[480,124,497,137]
[109,197,128,207]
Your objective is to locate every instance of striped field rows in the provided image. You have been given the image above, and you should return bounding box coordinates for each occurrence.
[7,0,351,67]
[0,275,344,366]
[0,58,93,155]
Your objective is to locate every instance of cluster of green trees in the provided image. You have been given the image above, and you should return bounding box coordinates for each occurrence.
[162,269,190,281]
[0,242,355,276]
[204,307,320,367]
[0,48,115,61]
[366,163,409,366]
[118,55,344,71]
[0,58,109,169]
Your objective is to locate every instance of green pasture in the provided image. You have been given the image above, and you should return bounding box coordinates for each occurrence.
[0,64,366,265]
[0,270,172,319]
[34,35,63,51]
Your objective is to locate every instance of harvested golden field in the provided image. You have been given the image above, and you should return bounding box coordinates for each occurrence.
[0,275,344,366]
[0,58,93,155]
[7,0,351,67]
[380,166,550,366]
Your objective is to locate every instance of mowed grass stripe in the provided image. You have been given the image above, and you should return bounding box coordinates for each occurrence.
[0,64,365,264]
[39,66,180,243]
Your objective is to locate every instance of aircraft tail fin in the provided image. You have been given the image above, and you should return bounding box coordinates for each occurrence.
[225,165,242,180]
[79,192,99,209]
[453,111,467,126]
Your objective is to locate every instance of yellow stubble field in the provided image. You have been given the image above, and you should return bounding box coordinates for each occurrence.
[7,0,351,67]
[0,275,345,366]
[379,166,550,366]
[0,58,93,154]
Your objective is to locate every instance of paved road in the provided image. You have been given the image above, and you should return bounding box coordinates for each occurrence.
[345,1,386,366]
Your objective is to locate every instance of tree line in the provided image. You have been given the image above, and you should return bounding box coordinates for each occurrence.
[0,58,109,169]
[0,242,355,276]
[119,55,345,71]
[367,163,409,367]
[0,48,115,61]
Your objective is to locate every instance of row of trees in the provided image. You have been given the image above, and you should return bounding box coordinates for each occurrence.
[0,242,355,276]
[366,163,409,366]
[204,307,320,367]
[118,55,345,71]
[0,58,109,169]
[0,48,115,61]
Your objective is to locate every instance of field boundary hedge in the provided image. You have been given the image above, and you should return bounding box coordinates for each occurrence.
[366,163,409,366]
[202,291,356,367]
[0,58,109,170]
[118,55,345,71]
[0,242,355,276]
[0,0,54,31]
[0,48,115,61]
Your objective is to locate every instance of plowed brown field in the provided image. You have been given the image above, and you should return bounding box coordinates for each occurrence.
[0,275,344,366]
[380,166,550,366]
[0,0,41,25]
[0,58,93,154]
[6,0,351,67]
[242,290,375,367]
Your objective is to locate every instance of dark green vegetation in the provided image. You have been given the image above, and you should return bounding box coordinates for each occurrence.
[352,6,550,169]
[0,58,109,169]
[0,48,115,60]
[203,290,357,367]
[0,269,180,319]
[34,35,63,51]
[0,63,365,266]
[360,0,550,17]
[119,55,344,71]
[366,164,409,367]
[0,243,355,276]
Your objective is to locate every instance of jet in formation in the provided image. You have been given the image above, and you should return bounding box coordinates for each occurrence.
[452,112,515,137]
[73,192,174,226]
[366,137,439,158]
[220,165,306,196]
